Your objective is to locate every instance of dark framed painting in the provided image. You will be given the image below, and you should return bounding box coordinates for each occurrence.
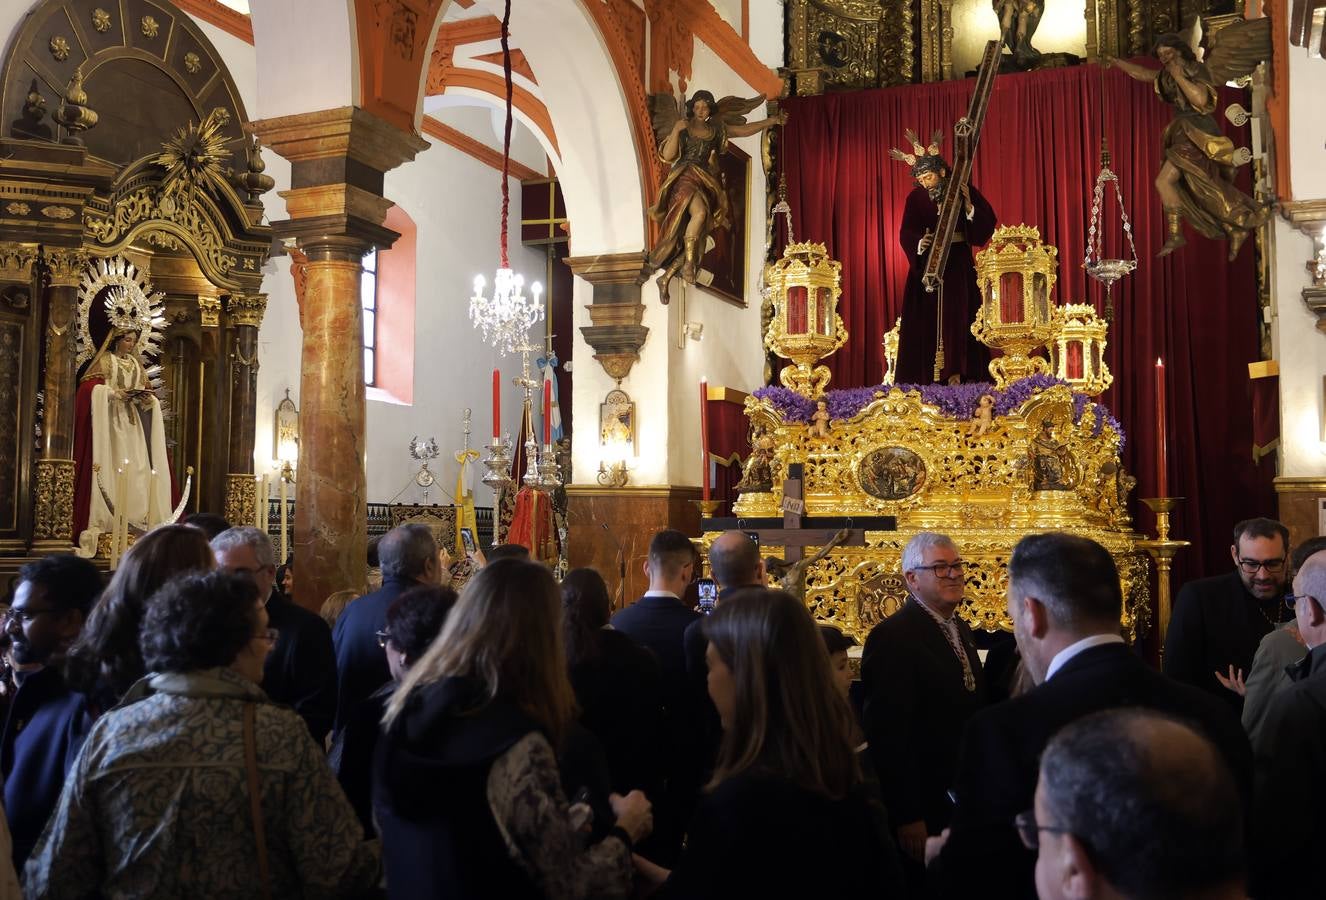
[697,142,750,307]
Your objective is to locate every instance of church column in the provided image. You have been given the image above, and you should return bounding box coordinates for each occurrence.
[224,292,266,490]
[31,246,86,552]
[251,107,426,611]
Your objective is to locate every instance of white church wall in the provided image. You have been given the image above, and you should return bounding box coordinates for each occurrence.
[748,0,788,69]
[1273,32,1326,478]
[248,0,359,121]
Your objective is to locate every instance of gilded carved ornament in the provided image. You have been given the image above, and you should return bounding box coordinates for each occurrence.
[226,293,267,328]
[0,243,39,283]
[141,16,160,39]
[41,247,88,287]
[33,459,76,542]
[48,36,70,62]
[198,293,222,328]
[1282,200,1326,334]
[92,8,112,33]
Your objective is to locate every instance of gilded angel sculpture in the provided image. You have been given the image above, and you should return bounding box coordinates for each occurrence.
[1101,19,1273,260]
[643,91,785,303]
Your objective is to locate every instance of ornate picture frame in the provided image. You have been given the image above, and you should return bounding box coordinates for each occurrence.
[697,142,751,307]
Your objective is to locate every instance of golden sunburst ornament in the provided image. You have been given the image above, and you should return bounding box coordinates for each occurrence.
[154,108,231,201]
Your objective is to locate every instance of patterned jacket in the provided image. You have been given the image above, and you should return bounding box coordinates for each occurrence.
[24,668,379,899]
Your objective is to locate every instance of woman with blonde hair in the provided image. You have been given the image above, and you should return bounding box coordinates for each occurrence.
[637,588,901,897]
[64,524,214,715]
[374,558,651,899]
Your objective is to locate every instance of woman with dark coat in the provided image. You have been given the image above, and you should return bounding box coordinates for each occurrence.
[374,559,652,899]
[562,568,665,798]
[635,589,904,897]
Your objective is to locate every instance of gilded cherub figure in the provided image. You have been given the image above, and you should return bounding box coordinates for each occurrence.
[736,427,776,494]
[811,400,832,439]
[966,393,995,438]
[1029,418,1076,491]
[644,91,786,303]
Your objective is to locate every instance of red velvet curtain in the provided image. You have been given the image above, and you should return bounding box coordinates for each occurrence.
[781,63,1275,578]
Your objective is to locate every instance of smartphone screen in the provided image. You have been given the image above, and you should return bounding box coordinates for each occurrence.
[696,577,718,614]
[460,528,476,553]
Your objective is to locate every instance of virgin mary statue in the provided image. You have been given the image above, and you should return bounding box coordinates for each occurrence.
[73,325,173,556]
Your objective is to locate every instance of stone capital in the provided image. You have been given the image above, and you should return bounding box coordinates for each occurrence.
[249,106,428,177]
[226,293,268,328]
[41,247,89,287]
[198,293,222,328]
[567,251,651,381]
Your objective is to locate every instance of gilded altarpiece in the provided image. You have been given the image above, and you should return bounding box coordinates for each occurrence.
[788,0,1250,89]
[0,0,273,562]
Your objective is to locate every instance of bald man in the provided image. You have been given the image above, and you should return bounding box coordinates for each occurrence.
[1252,549,1326,899]
[1032,709,1246,900]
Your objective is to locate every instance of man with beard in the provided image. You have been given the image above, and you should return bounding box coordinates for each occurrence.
[1164,518,1292,714]
[1,555,102,870]
[890,130,997,385]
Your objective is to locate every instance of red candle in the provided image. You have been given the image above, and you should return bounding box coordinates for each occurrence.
[1155,358,1168,497]
[700,379,711,501]
[492,369,500,440]
[543,378,552,446]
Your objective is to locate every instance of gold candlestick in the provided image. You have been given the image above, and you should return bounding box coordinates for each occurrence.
[1136,497,1191,654]
[693,498,722,521]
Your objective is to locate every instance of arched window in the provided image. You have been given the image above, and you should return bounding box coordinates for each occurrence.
[362,248,379,386]
[365,205,417,405]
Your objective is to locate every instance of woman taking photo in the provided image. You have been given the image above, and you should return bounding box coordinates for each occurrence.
[637,588,901,897]
[26,570,379,898]
[375,558,651,899]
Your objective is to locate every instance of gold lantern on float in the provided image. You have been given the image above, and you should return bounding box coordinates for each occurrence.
[1047,303,1113,397]
[972,225,1060,388]
[764,241,846,398]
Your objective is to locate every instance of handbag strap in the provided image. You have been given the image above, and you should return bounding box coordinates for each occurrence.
[243,701,273,900]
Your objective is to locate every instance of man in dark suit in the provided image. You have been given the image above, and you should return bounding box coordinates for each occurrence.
[212,526,337,745]
[1164,517,1291,713]
[610,528,700,864]
[1251,549,1326,899]
[1,555,101,870]
[332,523,440,735]
[862,531,986,878]
[1032,709,1247,900]
[934,533,1251,900]
[683,531,765,686]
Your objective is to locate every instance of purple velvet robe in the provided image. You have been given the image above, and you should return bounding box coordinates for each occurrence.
[894,184,997,384]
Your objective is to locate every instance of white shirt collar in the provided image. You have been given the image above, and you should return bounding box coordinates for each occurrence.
[1045,633,1126,681]
[643,589,680,600]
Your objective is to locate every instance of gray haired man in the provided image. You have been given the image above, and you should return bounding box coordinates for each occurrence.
[861,532,986,880]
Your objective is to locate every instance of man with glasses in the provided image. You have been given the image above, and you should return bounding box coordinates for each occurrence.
[1164,517,1292,713]
[212,526,336,745]
[862,532,986,881]
[1029,709,1246,900]
[1251,548,1326,899]
[1,554,102,871]
[932,532,1248,899]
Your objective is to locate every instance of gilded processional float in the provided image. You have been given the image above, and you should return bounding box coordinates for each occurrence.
[715,226,1150,642]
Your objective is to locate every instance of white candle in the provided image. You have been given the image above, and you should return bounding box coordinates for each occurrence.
[147,469,158,527]
[253,475,262,529]
[260,476,270,532]
[112,463,128,568]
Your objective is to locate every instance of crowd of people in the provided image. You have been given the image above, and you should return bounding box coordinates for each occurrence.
[0,511,1322,899]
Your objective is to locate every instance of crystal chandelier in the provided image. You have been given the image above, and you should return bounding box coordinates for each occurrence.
[468,0,542,354]
[470,269,542,354]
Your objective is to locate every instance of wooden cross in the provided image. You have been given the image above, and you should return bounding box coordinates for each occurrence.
[702,464,895,563]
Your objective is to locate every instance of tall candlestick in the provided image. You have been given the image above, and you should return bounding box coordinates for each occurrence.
[492,369,501,440]
[253,475,262,529]
[1155,358,1168,497]
[700,379,711,501]
[279,472,289,562]
[111,463,127,568]
[260,476,270,532]
[543,378,552,447]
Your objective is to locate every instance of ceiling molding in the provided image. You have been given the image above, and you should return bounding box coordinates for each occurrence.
[174,0,255,43]
[421,115,542,181]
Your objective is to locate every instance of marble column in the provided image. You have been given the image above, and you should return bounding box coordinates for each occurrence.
[251,107,427,610]
[32,246,85,550]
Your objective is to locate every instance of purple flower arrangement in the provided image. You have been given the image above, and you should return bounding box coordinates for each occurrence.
[753,375,1126,450]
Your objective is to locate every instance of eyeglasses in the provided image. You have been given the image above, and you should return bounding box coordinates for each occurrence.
[2,606,58,625]
[375,629,391,649]
[1238,557,1285,575]
[1286,593,1320,611]
[912,561,967,578]
[1013,810,1072,851]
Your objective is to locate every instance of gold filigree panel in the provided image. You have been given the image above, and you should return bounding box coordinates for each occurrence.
[33,458,75,542]
[788,0,914,91]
